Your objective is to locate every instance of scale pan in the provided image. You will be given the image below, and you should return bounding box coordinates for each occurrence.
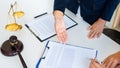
[13,11,24,18]
[5,23,22,31]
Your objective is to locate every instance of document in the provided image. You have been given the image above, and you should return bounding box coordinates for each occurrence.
[36,41,97,68]
[25,13,77,42]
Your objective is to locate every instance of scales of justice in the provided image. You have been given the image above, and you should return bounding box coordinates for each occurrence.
[5,1,24,31]
[1,1,27,68]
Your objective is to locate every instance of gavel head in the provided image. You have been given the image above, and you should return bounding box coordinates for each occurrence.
[9,35,18,46]
[1,35,23,56]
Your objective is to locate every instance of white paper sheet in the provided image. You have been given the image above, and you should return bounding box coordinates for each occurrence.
[26,14,77,41]
[38,41,97,68]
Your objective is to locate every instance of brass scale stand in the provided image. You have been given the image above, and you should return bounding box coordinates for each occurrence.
[1,1,27,68]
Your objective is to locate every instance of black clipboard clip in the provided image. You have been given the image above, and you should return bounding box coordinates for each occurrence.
[34,12,47,18]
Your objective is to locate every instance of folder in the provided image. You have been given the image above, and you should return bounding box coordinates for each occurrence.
[36,41,98,68]
[25,13,78,42]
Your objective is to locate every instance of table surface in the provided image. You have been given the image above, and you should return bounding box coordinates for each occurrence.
[0,0,120,68]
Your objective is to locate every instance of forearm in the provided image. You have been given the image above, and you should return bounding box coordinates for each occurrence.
[54,0,67,13]
[100,0,119,21]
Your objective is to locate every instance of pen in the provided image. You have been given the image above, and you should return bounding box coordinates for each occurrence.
[25,24,42,42]
[94,50,98,59]
[34,12,47,18]
[97,60,102,64]
[89,59,102,64]
[93,50,102,64]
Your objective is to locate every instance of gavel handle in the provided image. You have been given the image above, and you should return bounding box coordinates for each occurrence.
[18,51,27,68]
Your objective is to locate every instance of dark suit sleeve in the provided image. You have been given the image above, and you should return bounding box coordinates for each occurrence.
[100,0,120,21]
[54,0,67,13]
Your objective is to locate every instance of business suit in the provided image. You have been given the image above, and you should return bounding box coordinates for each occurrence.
[54,0,119,24]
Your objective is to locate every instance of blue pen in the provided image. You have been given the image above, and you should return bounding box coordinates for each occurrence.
[34,12,47,18]
[95,50,98,59]
[94,50,102,64]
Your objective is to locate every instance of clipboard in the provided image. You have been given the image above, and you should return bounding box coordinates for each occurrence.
[36,41,98,68]
[25,13,78,42]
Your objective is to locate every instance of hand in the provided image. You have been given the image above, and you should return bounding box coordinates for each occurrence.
[54,18,67,43]
[53,10,67,43]
[88,18,106,39]
[103,51,120,68]
[89,59,105,68]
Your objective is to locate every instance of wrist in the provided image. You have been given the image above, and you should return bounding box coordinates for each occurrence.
[53,10,64,20]
[98,18,106,25]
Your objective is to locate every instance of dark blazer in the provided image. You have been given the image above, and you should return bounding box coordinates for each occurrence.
[54,0,120,24]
